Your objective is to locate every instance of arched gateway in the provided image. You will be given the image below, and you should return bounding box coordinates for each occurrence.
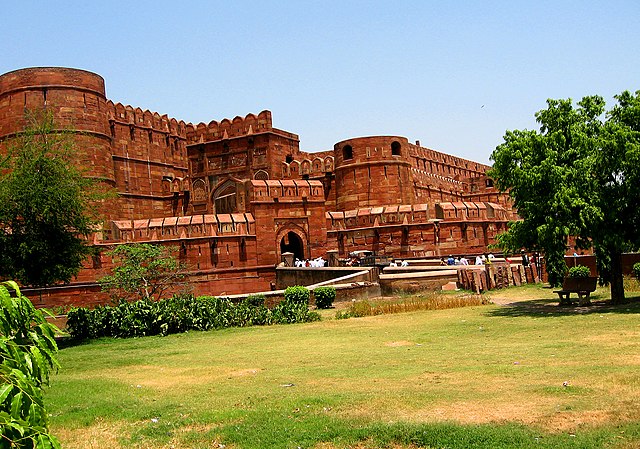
[280,231,305,261]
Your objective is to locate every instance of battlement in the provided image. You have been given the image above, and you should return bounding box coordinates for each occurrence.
[185,110,297,144]
[107,101,188,137]
[327,203,431,230]
[327,200,507,232]
[435,201,506,221]
[411,168,466,192]
[250,179,324,203]
[105,213,256,243]
[408,142,490,175]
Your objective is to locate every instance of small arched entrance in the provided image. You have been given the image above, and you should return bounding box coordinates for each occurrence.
[280,231,304,261]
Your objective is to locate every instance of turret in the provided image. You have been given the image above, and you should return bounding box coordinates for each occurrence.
[0,67,114,185]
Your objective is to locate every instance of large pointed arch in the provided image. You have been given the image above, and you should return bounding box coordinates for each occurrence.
[211,178,239,214]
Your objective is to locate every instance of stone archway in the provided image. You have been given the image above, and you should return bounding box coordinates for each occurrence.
[280,231,305,261]
[212,180,237,214]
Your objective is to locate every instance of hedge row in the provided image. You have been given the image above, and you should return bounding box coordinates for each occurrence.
[67,289,319,340]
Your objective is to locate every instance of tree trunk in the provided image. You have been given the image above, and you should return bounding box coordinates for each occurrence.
[609,251,625,304]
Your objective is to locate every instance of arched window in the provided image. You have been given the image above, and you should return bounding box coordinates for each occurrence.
[343,145,353,160]
[391,141,401,156]
[212,181,237,214]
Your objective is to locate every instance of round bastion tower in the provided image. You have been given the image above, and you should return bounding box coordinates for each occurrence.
[0,67,115,186]
[333,136,415,211]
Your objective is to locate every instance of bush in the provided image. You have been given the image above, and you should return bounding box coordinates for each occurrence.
[284,286,310,305]
[567,265,591,278]
[313,286,336,309]
[66,291,319,340]
[633,262,640,280]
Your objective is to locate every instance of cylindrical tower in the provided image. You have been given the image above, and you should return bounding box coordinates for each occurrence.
[0,67,114,185]
[333,136,415,211]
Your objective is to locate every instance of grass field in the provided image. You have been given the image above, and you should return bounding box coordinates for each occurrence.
[47,283,640,448]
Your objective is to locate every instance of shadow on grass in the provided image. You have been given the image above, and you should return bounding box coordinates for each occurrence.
[485,295,640,318]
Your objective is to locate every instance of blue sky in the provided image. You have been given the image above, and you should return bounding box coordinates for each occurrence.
[2,1,638,163]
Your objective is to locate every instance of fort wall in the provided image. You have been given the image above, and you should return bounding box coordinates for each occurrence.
[0,67,517,308]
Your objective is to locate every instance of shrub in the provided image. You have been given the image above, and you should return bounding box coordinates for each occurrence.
[272,299,320,324]
[284,286,310,305]
[313,286,336,309]
[567,265,591,278]
[67,290,320,340]
[633,262,640,280]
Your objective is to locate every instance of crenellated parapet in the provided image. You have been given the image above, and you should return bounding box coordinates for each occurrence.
[105,213,256,243]
[185,110,299,144]
[435,201,506,221]
[106,101,188,137]
[410,168,466,192]
[407,142,491,179]
[250,179,324,203]
[327,203,431,231]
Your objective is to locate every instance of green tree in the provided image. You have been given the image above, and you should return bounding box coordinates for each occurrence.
[0,111,103,288]
[0,281,61,448]
[490,91,640,302]
[99,244,189,303]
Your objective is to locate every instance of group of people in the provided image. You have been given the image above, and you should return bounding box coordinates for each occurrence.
[440,253,495,266]
[389,260,409,267]
[294,257,326,267]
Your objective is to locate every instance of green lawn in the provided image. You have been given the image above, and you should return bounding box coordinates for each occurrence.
[48,285,640,448]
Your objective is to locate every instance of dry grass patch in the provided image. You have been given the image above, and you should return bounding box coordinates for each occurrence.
[384,340,415,347]
[55,420,129,449]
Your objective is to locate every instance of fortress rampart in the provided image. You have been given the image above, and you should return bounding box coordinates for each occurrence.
[0,67,516,307]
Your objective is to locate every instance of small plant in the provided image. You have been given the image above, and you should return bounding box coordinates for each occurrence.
[567,265,591,278]
[633,262,640,280]
[284,286,310,305]
[313,286,336,309]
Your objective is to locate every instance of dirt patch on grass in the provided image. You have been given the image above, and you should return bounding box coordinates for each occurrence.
[56,420,220,449]
[384,340,414,347]
[55,419,128,449]
[343,394,640,433]
[228,368,262,377]
[97,365,264,391]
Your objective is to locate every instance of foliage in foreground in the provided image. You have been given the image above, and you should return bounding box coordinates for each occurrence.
[336,293,487,319]
[0,281,61,449]
[66,291,320,340]
[490,90,640,302]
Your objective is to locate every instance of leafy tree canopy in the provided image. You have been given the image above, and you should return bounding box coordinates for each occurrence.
[489,91,640,302]
[0,111,105,288]
[99,244,190,303]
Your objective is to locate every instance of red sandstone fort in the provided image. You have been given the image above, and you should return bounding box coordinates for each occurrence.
[0,67,517,306]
